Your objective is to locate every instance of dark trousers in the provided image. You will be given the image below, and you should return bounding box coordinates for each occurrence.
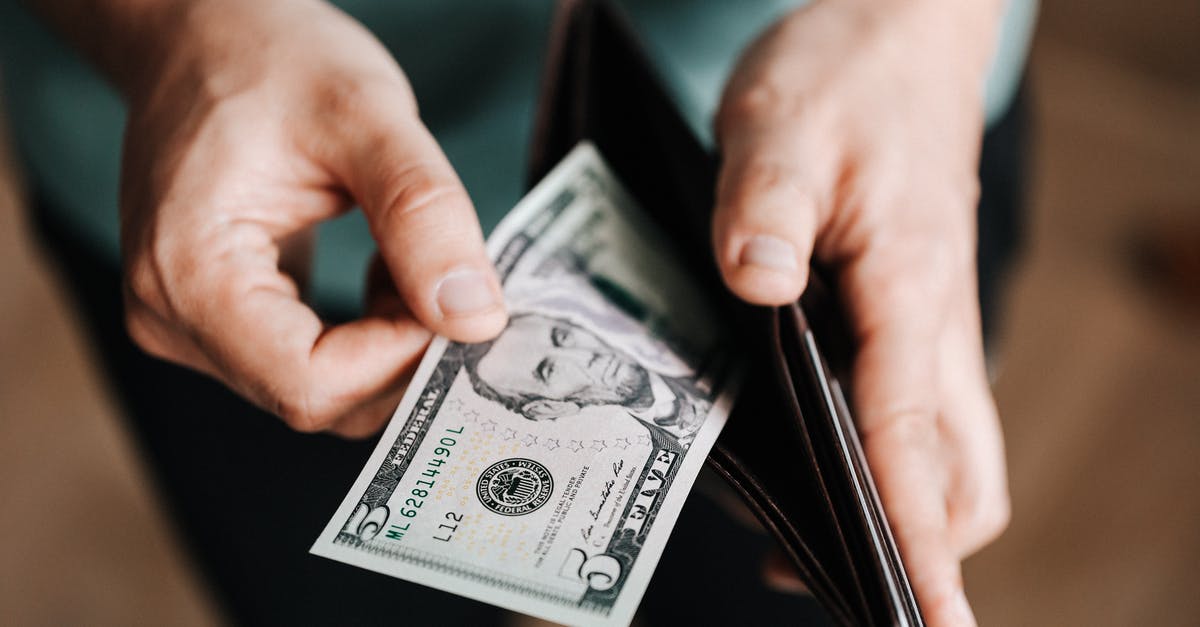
[27,90,1025,626]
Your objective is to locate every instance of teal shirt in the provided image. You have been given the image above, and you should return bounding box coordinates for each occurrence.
[0,0,1036,312]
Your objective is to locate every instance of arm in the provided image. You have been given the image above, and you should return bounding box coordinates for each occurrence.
[20,0,182,99]
[24,0,508,436]
[715,1,1009,625]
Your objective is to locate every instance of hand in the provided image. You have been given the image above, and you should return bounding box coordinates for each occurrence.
[116,0,506,437]
[714,1,1009,624]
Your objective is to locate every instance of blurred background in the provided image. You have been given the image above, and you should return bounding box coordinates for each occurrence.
[1,0,1197,625]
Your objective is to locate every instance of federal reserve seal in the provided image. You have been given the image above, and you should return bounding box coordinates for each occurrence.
[476,458,554,516]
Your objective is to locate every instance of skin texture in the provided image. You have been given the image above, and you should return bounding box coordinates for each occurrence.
[715,2,1009,625]
[27,0,1010,624]
[47,0,511,438]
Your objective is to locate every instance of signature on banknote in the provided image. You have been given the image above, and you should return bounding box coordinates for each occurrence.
[312,143,736,627]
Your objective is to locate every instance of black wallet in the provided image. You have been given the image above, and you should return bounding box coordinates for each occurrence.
[527,2,923,625]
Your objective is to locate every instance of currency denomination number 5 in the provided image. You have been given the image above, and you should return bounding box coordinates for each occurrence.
[559,548,622,592]
[342,502,390,542]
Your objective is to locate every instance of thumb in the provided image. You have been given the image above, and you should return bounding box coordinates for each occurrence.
[334,105,507,342]
[712,120,828,306]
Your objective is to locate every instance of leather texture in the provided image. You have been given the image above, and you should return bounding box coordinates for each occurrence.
[527,1,923,625]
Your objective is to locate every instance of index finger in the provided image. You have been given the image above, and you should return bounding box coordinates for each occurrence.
[318,89,507,344]
[843,246,976,627]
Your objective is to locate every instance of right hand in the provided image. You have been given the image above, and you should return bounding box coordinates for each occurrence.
[118,0,507,437]
[712,2,1009,624]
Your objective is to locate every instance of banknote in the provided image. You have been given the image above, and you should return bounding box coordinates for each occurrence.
[311,143,737,626]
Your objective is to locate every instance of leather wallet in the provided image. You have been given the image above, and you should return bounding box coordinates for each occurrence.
[527,2,924,625]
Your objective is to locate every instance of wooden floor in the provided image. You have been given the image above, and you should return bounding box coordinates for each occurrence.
[1,2,1197,625]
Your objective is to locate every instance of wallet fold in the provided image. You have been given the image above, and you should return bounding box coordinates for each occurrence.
[529,2,923,624]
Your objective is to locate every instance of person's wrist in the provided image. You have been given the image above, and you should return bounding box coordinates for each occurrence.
[117,0,271,105]
[112,3,195,104]
[23,0,187,99]
[93,0,320,105]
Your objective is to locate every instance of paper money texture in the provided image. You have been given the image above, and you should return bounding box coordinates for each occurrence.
[311,143,736,626]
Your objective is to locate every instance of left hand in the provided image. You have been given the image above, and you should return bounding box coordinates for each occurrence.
[111,0,507,438]
[712,1,1010,625]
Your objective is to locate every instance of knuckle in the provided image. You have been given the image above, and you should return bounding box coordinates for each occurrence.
[850,174,980,272]
[718,81,797,135]
[316,79,367,120]
[124,254,168,312]
[861,407,938,446]
[328,409,390,441]
[866,235,962,307]
[923,581,968,623]
[969,492,1012,545]
[273,389,339,434]
[376,162,462,227]
[949,479,1011,556]
[122,306,169,360]
[315,75,415,123]
[125,273,158,315]
[716,159,816,247]
[124,230,204,320]
[209,263,277,311]
[733,158,805,203]
[904,553,964,610]
[860,261,946,322]
[984,498,1012,541]
[271,370,352,434]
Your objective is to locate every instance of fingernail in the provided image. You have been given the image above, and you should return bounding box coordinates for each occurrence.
[739,235,798,272]
[435,268,500,318]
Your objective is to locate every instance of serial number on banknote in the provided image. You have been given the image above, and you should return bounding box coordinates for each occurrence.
[312,143,736,627]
